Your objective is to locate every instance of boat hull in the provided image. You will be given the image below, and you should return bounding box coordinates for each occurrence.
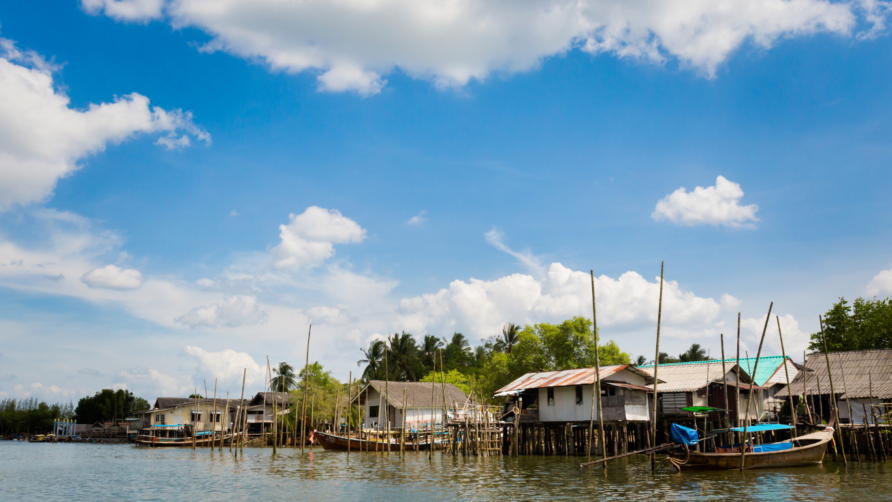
[314,431,441,452]
[135,434,235,447]
[669,429,833,471]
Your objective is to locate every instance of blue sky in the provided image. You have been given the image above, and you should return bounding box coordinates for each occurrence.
[1,0,891,402]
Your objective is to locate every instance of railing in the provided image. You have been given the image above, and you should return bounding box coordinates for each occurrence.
[246,415,272,423]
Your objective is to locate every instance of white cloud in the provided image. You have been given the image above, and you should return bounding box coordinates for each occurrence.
[652,176,759,228]
[721,293,742,311]
[117,367,189,396]
[0,37,209,210]
[272,206,367,269]
[866,268,892,297]
[306,305,353,325]
[91,0,874,95]
[81,0,165,21]
[230,210,239,217]
[485,228,545,277]
[183,345,264,388]
[81,264,143,290]
[407,210,427,226]
[175,295,268,329]
[740,312,810,358]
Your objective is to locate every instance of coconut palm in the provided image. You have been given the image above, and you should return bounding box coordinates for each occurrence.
[443,332,472,369]
[421,335,443,370]
[387,332,421,381]
[358,339,386,381]
[679,344,708,362]
[271,362,297,393]
[634,355,648,366]
[500,323,521,354]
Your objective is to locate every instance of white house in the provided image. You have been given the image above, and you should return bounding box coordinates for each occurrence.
[358,381,468,428]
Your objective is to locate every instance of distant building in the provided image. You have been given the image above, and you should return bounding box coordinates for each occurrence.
[493,365,661,423]
[775,349,891,424]
[358,381,468,428]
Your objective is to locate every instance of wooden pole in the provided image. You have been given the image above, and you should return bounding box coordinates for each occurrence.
[401,388,407,456]
[736,314,741,427]
[193,386,197,450]
[440,348,448,453]
[776,316,797,436]
[819,316,846,465]
[739,302,773,471]
[212,379,218,453]
[589,270,606,466]
[347,372,352,456]
[651,261,664,472]
[267,358,276,454]
[384,348,390,455]
[430,356,436,460]
[721,335,730,446]
[234,368,246,452]
[301,325,312,455]
[335,387,341,439]
[838,352,857,463]
[802,351,812,423]
[221,391,228,452]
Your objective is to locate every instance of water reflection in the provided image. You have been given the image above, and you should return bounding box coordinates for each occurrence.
[0,443,887,501]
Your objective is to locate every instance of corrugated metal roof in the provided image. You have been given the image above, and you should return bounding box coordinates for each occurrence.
[637,361,754,393]
[775,349,892,399]
[639,356,793,387]
[363,381,468,409]
[604,381,654,393]
[493,365,659,396]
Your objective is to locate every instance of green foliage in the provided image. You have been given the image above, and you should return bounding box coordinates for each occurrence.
[420,369,475,395]
[0,398,74,436]
[599,340,632,365]
[290,362,354,429]
[809,297,892,352]
[75,389,147,424]
[678,343,708,362]
[271,362,297,393]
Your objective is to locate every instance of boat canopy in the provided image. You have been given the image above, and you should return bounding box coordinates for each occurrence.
[730,424,794,433]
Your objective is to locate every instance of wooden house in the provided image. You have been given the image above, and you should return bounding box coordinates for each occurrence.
[244,392,290,435]
[493,365,662,423]
[358,381,468,428]
[147,397,239,433]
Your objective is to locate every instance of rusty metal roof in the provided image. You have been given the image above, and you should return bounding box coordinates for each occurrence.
[493,365,660,396]
[604,381,654,393]
[775,349,892,399]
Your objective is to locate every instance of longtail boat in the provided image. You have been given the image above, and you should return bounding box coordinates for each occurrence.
[668,426,834,470]
[135,426,236,447]
[314,430,444,451]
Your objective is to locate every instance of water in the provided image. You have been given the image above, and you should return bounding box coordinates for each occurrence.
[1,443,889,501]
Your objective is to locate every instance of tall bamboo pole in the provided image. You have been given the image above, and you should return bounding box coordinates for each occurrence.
[440,348,448,453]
[736,314,741,427]
[267,358,276,454]
[651,261,665,472]
[221,391,228,452]
[235,368,246,452]
[819,315,846,465]
[348,372,352,456]
[589,270,606,466]
[301,325,312,455]
[776,316,797,436]
[430,356,436,460]
[401,388,407,456]
[212,379,218,453]
[192,386,197,450]
[721,335,730,446]
[802,351,812,422]
[385,347,390,455]
[739,302,773,471]
[838,353,856,463]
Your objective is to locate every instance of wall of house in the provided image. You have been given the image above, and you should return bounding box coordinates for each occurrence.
[838,399,887,424]
[537,385,652,422]
[152,403,231,431]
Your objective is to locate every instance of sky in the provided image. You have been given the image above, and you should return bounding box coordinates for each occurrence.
[1,0,891,403]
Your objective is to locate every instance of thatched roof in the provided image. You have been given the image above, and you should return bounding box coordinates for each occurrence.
[775,349,892,399]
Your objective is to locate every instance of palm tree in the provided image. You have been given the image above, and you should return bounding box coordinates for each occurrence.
[421,335,443,370]
[271,362,297,393]
[443,332,471,369]
[500,323,520,353]
[387,332,421,381]
[634,355,648,366]
[679,344,708,362]
[358,339,386,381]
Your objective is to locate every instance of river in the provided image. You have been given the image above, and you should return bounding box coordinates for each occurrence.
[1,443,888,501]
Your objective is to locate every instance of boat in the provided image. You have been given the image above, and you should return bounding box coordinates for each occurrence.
[135,425,237,447]
[668,426,834,470]
[314,430,445,452]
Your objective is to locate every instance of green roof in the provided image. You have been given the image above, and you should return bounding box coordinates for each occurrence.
[639,356,791,387]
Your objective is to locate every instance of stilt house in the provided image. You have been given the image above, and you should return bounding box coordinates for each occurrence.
[358,381,468,428]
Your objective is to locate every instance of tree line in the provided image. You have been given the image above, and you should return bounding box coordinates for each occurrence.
[810,296,892,352]
[0,398,74,436]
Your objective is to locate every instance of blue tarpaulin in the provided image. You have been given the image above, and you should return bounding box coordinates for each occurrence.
[729,424,794,433]
[753,441,793,453]
[670,423,699,446]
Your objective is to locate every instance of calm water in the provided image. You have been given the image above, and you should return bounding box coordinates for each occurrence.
[0,443,889,501]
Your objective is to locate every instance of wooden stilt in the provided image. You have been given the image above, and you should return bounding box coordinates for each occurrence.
[589,270,606,467]
[776,317,797,436]
[739,302,773,471]
[651,261,664,472]
[301,325,312,456]
[819,316,846,465]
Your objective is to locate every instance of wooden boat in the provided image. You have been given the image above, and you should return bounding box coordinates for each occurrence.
[314,431,445,452]
[668,427,834,470]
[134,427,237,447]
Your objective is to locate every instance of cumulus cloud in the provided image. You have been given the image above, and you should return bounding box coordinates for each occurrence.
[0,37,209,210]
[407,211,427,226]
[81,264,143,290]
[77,368,103,377]
[740,312,810,357]
[272,207,367,269]
[183,345,264,388]
[89,0,875,95]
[175,295,268,329]
[866,268,892,296]
[652,176,759,228]
[396,262,728,340]
[117,367,189,396]
[81,0,165,21]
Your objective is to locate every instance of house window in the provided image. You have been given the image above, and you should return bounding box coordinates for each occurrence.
[155,414,165,424]
[576,386,583,405]
[369,406,380,418]
[191,412,202,422]
[547,388,555,406]
[212,412,222,423]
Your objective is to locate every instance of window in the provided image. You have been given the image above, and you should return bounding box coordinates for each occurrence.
[212,412,222,423]
[155,414,165,424]
[576,386,583,405]
[191,411,202,422]
[547,388,555,406]
[369,406,380,419]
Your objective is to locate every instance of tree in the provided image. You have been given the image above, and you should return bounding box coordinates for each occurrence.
[658,352,680,364]
[421,334,443,370]
[75,389,147,423]
[420,369,475,395]
[498,323,521,354]
[599,340,632,365]
[271,362,298,393]
[387,332,421,381]
[634,355,648,366]
[188,393,202,399]
[358,339,386,381]
[678,344,707,362]
[809,296,892,352]
[443,332,472,369]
